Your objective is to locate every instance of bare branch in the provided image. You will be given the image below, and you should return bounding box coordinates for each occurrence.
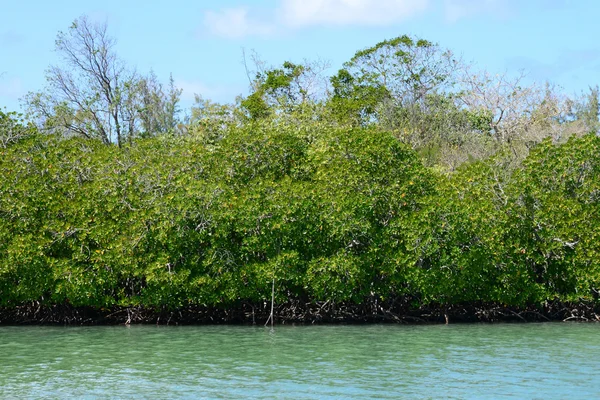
[25,15,182,146]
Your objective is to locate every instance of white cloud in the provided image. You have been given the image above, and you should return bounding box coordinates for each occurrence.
[203,7,275,39]
[442,0,512,23]
[202,0,430,39]
[279,0,430,27]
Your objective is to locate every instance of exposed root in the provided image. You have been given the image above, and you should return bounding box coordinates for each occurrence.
[0,298,599,326]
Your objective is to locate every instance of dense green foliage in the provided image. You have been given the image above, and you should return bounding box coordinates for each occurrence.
[1,110,599,311]
[411,136,600,307]
[4,20,600,318]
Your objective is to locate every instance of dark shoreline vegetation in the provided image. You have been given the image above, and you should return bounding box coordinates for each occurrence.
[2,299,600,326]
[1,16,599,325]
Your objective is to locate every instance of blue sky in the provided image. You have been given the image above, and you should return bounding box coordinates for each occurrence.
[1,0,599,114]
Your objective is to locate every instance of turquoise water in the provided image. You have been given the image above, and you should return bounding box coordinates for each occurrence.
[1,323,599,399]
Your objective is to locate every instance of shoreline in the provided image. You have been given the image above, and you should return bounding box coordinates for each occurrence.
[1,299,598,326]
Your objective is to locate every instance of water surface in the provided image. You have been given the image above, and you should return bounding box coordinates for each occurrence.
[1,323,598,399]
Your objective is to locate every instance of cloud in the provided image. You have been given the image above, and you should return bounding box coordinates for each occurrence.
[202,0,430,39]
[442,0,512,23]
[279,0,430,28]
[203,7,275,39]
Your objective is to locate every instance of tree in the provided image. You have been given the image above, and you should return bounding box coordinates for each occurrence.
[329,67,390,126]
[458,71,572,143]
[241,55,330,121]
[26,16,181,147]
[135,72,183,137]
[0,110,36,148]
[329,35,460,127]
[576,86,600,134]
[187,94,240,144]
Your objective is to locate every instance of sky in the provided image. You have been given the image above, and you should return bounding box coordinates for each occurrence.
[1,0,599,114]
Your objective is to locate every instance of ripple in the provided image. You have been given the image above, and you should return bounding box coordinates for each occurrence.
[0,323,599,399]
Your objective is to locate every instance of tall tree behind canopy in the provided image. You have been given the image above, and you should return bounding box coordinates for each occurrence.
[576,85,600,134]
[240,53,330,121]
[25,16,181,147]
[329,35,460,128]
